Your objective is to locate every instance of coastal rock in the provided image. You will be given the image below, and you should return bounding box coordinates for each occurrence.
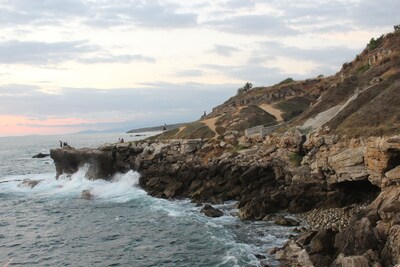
[200,204,223,217]
[334,217,378,255]
[381,225,400,266]
[275,240,314,267]
[331,250,380,267]
[81,190,94,200]
[274,215,300,227]
[50,147,129,180]
[19,179,41,189]
[32,153,50,158]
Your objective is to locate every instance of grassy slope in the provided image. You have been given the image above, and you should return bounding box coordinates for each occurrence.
[215,105,277,135]
[274,96,313,122]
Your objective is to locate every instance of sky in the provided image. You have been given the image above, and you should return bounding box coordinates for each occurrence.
[0,0,399,136]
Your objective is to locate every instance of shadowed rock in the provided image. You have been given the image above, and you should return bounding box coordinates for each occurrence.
[32,153,49,158]
[201,204,224,217]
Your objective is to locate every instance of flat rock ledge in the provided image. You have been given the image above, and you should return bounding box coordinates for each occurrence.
[50,133,400,266]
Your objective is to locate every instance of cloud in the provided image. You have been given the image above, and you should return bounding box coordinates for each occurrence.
[202,63,284,85]
[0,83,237,129]
[79,54,156,64]
[0,40,155,65]
[0,0,197,29]
[209,44,240,57]
[350,0,400,28]
[222,0,255,9]
[84,0,198,28]
[204,14,297,36]
[174,69,204,77]
[0,40,97,65]
[0,0,89,25]
[257,41,358,66]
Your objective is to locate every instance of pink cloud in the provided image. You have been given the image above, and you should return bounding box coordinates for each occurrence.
[0,115,98,136]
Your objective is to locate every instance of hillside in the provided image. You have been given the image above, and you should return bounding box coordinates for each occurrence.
[151,29,400,140]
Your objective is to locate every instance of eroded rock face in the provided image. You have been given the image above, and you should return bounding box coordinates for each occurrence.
[50,146,130,180]
[279,186,400,267]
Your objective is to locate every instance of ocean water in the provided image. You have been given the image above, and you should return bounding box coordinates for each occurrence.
[0,133,293,266]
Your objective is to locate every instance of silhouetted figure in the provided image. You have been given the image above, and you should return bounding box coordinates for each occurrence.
[63,142,68,147]
[120,138,124,143]
[204,111,206,117]
[59,140,63,148]
[163,124,167,131]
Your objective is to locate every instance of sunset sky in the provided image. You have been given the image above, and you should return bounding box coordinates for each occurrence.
[0,0,398,136]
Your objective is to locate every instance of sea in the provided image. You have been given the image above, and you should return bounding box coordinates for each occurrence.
[0,132,294,267]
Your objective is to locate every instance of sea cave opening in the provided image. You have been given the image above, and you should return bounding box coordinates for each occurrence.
[332,179,381,205]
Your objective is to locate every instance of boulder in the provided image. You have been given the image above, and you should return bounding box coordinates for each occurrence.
[334,217,378,255]
[381,225,400,267]
[200,204,224,218]
[309,228,336,254]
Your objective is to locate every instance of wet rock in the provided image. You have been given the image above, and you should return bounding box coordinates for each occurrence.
[32,153,49,158]
[201,204,223,218]
[81,190,94,200]
[19,179,41,189]
[274,215,300,227]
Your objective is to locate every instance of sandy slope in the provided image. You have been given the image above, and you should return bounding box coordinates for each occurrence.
[259,104,283,122]
[201,116,220,138]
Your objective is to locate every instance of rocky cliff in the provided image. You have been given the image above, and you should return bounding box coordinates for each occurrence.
[50,130,400,265]
[50,29,400,266]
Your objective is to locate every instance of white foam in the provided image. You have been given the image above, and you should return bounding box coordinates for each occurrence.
[0,169,146,203]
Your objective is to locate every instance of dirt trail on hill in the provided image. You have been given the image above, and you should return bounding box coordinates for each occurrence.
[259,104,283,122]
[201,116,221,138]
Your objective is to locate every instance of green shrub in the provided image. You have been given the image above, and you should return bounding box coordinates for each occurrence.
[278,77,295,86]
[356,64,370,73]
[368,35,384,51]
[289,152,303,166]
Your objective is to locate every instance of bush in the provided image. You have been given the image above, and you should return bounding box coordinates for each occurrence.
[237,82,253,94]
[368,35,384,51]
[356,64,370,73]
[278,77,295,86]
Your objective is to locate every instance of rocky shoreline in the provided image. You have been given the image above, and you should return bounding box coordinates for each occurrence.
[50,130,400,266]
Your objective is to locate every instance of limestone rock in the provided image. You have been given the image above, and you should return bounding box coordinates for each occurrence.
[334,217,378,255]
[381,225,400,266]
[385,166,400,181]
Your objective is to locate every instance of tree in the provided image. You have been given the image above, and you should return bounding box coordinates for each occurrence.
[237,82,253,94]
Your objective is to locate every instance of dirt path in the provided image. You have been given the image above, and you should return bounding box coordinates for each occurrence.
[259,104,284,122]
[201,116,221,138]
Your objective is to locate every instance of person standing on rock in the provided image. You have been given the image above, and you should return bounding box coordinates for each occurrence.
[59,140,63,148]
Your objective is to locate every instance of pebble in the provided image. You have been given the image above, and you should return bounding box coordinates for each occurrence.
[298,204,368,231]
